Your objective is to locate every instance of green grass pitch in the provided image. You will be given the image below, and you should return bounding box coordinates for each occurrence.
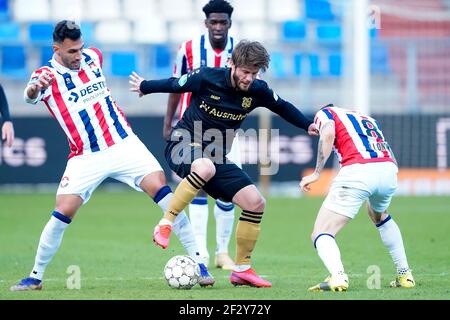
[0,192,449,300]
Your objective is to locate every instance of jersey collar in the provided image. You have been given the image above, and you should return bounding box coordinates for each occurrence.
[50,55,81,74]
[204,33,232,55]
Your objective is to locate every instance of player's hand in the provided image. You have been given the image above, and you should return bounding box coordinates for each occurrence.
[129,71,144,97]
[299,171,320,192]
[1,121,14,147]
[308,123,319,136]
[34,70,55,91]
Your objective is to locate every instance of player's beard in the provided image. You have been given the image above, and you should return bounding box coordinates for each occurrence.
[62,56,80,70]
[233,73,251,92]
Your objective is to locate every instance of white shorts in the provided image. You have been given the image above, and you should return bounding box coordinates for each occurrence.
[323,162,398,219]
[57,135,163,203]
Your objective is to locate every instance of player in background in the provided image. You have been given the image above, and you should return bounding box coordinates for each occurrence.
[130,40,318,287]
[300,104,415,292]
[164,0,238,270]
[10,20,214,291]
[0,84,15,147]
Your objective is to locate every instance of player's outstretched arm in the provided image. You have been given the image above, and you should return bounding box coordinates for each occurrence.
[257,82,318,135]
[130,69,203,97]
[300,122,335,192]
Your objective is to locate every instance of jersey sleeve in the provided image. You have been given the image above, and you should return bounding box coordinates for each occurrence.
[23,67,53,105]
[314,106,335,134]
[173,43,188,78]
[256,80,312,131]
[140,68,203,94]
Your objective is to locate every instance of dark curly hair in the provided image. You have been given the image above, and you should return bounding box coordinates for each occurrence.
[202,0,233,18]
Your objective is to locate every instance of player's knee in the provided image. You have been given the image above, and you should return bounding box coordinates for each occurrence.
[191,158,216,180]
[367,204,387,224]
[55,195,82,219]
[248,195,265,212]
[140,171,167,196]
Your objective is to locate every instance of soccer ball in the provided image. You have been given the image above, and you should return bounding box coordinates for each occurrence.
[163,255,200,289]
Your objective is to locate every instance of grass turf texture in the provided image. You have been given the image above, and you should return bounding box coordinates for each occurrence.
[0,192,449,300]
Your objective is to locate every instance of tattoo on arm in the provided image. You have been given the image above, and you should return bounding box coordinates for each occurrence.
[315,139,326,174]
[314,122,334,175]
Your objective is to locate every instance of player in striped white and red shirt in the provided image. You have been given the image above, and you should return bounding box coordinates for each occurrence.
[164,0,238,270]
[10,20,214,291]
[300,104,415,292]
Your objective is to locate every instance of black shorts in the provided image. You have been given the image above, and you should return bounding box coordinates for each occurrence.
[165,140,253,202]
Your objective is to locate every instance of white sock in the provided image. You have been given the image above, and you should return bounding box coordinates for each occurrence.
[314,233,345,276]
[30,212,71,280]
[172,212,204,264]
[214,200,235,254]
[376,215,410,274]
[154,187,202,264]
[188,198,209,259]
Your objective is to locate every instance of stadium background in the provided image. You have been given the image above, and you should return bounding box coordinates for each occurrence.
[1,0,450,195]
[0,0,450,303]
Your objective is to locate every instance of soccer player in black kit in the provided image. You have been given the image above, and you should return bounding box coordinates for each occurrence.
[130,40,318,287]
[0,84,14,147]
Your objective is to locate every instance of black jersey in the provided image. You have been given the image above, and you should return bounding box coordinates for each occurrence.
[140,67,312,155]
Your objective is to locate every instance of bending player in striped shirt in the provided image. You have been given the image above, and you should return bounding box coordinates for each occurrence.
[164,0,238,270]
[300,104,415,292]
[10,20,214,291]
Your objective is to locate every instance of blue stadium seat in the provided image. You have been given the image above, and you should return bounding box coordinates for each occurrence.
[308,54,321,77]
[305,0,335,21]
[269,52,287,78]
[111,52,137,77]
[28,23,54,43]
[1,46,27,78]
[316,24,342,41]
[40,46,54,65]
[0,0,9,21]
[282,20,306,42]
[370,27,379,39]
[328,53,342,76]
[149,45,172,77]
[80,22,95,45]
[0,22,20,43]
[293,53,302,76]
[371,44,390,74]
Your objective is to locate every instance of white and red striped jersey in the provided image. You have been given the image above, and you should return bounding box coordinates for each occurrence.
[24,48,134,159]
[173,34,235,119]
[314,106,396,167]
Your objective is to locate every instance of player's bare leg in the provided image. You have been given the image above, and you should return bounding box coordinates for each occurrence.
[229,185,271,288]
